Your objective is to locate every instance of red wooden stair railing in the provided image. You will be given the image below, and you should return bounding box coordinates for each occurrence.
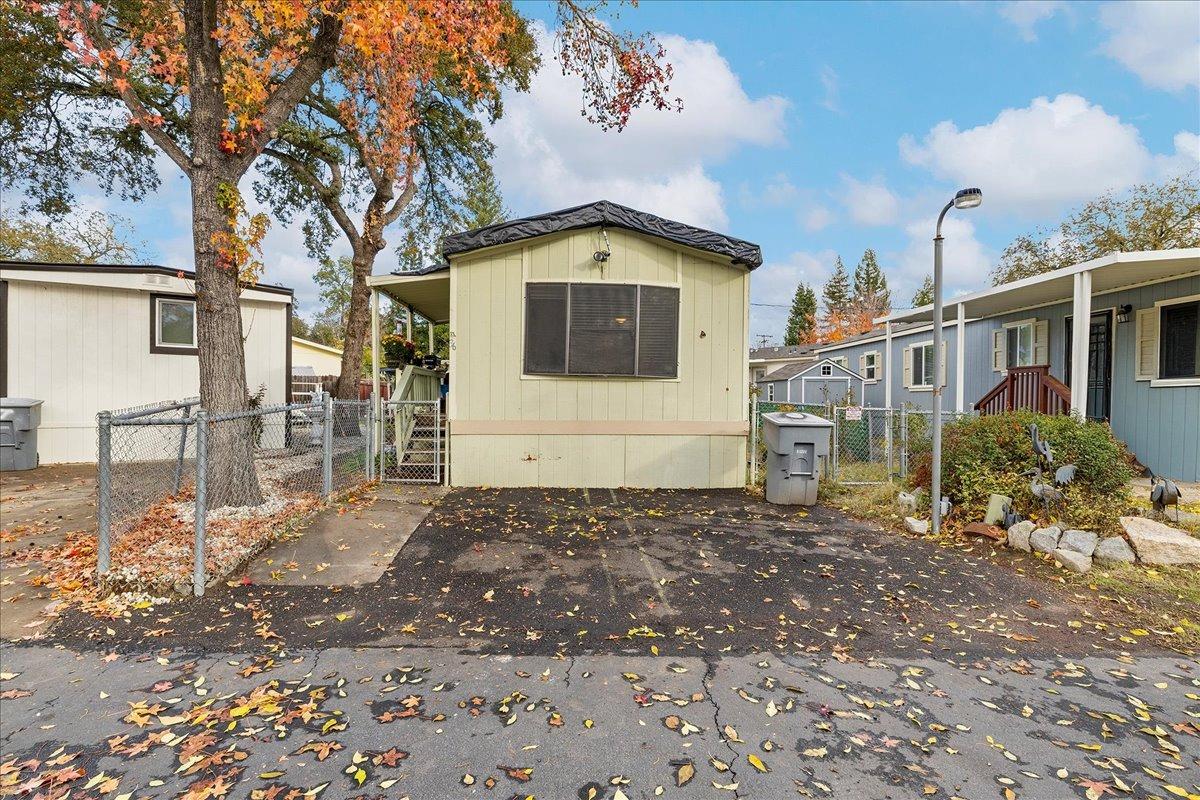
[975,365,1071,415]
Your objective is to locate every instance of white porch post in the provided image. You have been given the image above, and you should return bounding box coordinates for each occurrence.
[955,303,966,413]
[884,320,893,409]
[405,304,413,341]
[1069,270,1092,416]
[370,288,382,464]
[427,315,435,353]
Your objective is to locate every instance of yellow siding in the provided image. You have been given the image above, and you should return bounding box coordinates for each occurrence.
[447,227,749,488]
[5,279,287,463]
[291,339,344,374]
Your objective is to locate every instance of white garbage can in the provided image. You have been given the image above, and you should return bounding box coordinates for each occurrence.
[761,411,833,505]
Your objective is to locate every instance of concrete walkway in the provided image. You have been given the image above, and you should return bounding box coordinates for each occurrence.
[246,483,447,586]
[0,464,95,638]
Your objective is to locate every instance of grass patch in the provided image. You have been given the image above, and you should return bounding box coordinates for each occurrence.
[1082,563,1200,651]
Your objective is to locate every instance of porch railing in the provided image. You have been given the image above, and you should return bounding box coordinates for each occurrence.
[975,365,1071,415]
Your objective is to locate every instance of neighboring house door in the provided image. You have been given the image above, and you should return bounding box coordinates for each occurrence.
[1064,310,1113,421]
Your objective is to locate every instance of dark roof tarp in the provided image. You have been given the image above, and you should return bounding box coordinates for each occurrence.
[440,200,763,269]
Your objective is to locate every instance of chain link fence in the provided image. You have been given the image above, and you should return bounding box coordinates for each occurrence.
[748,397,972,486]
[98,395,374,596]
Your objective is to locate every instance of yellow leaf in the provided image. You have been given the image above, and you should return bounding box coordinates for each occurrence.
[747,754,769,773]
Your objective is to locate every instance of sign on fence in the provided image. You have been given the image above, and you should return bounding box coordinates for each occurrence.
[844,406,863,421]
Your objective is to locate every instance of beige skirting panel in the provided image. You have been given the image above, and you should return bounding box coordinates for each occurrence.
[449,434,747,488]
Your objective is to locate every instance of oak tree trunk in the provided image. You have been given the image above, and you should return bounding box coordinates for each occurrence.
[185,0,263,508]
[333,247,380,400]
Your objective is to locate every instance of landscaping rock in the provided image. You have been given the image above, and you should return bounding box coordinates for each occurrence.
[1007,520,1035,552]
[905,516,930,535]
[1052,548,1091,573]
[1094,536,1136,565]
[1030,526,1062,554]
[984,494,1012,526]
[1121,516,1200,565]
[1058,529,1098,557]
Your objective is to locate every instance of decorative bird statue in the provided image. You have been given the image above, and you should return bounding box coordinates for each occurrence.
[1024,467,1065,519]
[1150,474,1183,522]
[1030,423,1054,468]
[897,487,925,513]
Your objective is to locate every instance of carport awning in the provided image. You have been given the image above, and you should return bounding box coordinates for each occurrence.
[368,270,450,324]
[879,249,1200,324]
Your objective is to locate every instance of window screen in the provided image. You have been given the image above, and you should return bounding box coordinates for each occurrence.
[1160,301,1199,379]
[523,282,680,378]
[912,343,934,386]
[637,285,680,377]
[524,283,568,374]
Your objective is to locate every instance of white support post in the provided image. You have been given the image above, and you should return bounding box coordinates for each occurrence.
[1069,270,1092,417]
[427,315,435,354]
[405,304,413,341]
[884,321,893,409]
[371,288,382,476]
[955,303,966,414]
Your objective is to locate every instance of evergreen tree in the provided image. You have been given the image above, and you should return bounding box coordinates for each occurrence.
[783,282,817,346]
[821,256,851,315]
[851,248,891,317]
[911,275,934,307]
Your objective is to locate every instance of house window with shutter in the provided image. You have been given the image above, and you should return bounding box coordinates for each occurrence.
[1160,300,1199,380]
[861,351,880,382]
[523,282,680,378]
[993,318,1047,371]
[1137,296,1200,384]
[904,340,946,390]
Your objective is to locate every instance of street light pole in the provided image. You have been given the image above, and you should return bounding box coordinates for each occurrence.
[930,187,982,536]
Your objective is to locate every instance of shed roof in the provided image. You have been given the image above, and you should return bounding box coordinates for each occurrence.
[0,260,294,296]
[441,200,763,269]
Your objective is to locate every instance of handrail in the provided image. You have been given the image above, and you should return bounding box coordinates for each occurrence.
[975,365,1071,415]
[389,365,442,467]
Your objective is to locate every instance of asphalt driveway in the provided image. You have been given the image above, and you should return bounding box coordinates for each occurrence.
[50,486,1125,658]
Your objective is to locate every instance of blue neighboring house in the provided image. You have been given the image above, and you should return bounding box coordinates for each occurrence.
[808,248,1200,482]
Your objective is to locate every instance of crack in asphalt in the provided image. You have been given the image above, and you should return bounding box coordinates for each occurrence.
[702,655,742,799]
[564,654,576,689]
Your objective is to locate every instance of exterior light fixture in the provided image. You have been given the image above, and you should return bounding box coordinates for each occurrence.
[952,187,983,209]
[613,315,628,325]
[930,187,983,537]
[1117,304,1133,324]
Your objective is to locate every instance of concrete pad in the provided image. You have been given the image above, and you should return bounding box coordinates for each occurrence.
[245,483,447,586]
[1,464,96,639]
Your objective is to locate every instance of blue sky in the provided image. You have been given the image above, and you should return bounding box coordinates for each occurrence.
[29,1,1200,343]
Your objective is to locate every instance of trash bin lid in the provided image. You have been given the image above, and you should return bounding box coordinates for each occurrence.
[762,410,833,427]
[0,398,44,408]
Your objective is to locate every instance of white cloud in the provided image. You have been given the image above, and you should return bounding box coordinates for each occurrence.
[801,205,835,232]
[490,23,788,230]
[899,93,1188,217]
[1156,131,1200,179]
[819,65,840,112]
[749,249,837,344]
[997,1,1066,41]
[839,174,900,226]
[740,172,798,209]
[1099,1,1200,92]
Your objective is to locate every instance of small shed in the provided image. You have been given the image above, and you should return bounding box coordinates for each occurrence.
[291,336,344,376]
[368,200,761,488]
[0,261,293,463]
[758,357,864,405]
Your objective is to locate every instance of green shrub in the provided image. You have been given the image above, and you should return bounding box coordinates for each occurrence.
[909,411,1134,533]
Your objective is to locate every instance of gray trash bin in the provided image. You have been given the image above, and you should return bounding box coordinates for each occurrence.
[0,398,44,471]
[761,411,833,505]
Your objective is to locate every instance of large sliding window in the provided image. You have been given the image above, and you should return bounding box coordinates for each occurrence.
[523,282,680,377]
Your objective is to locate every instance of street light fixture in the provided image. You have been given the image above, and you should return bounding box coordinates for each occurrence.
[931,187,982,536]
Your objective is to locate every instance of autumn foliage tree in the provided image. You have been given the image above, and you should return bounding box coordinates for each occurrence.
[42,0,677,506]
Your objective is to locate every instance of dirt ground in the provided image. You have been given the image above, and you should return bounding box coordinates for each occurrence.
[45,485,1155,660]
[0,464,96,637]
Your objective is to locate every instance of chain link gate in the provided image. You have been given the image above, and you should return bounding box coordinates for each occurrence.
[831,406,895,484]
[381,399,442,484]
